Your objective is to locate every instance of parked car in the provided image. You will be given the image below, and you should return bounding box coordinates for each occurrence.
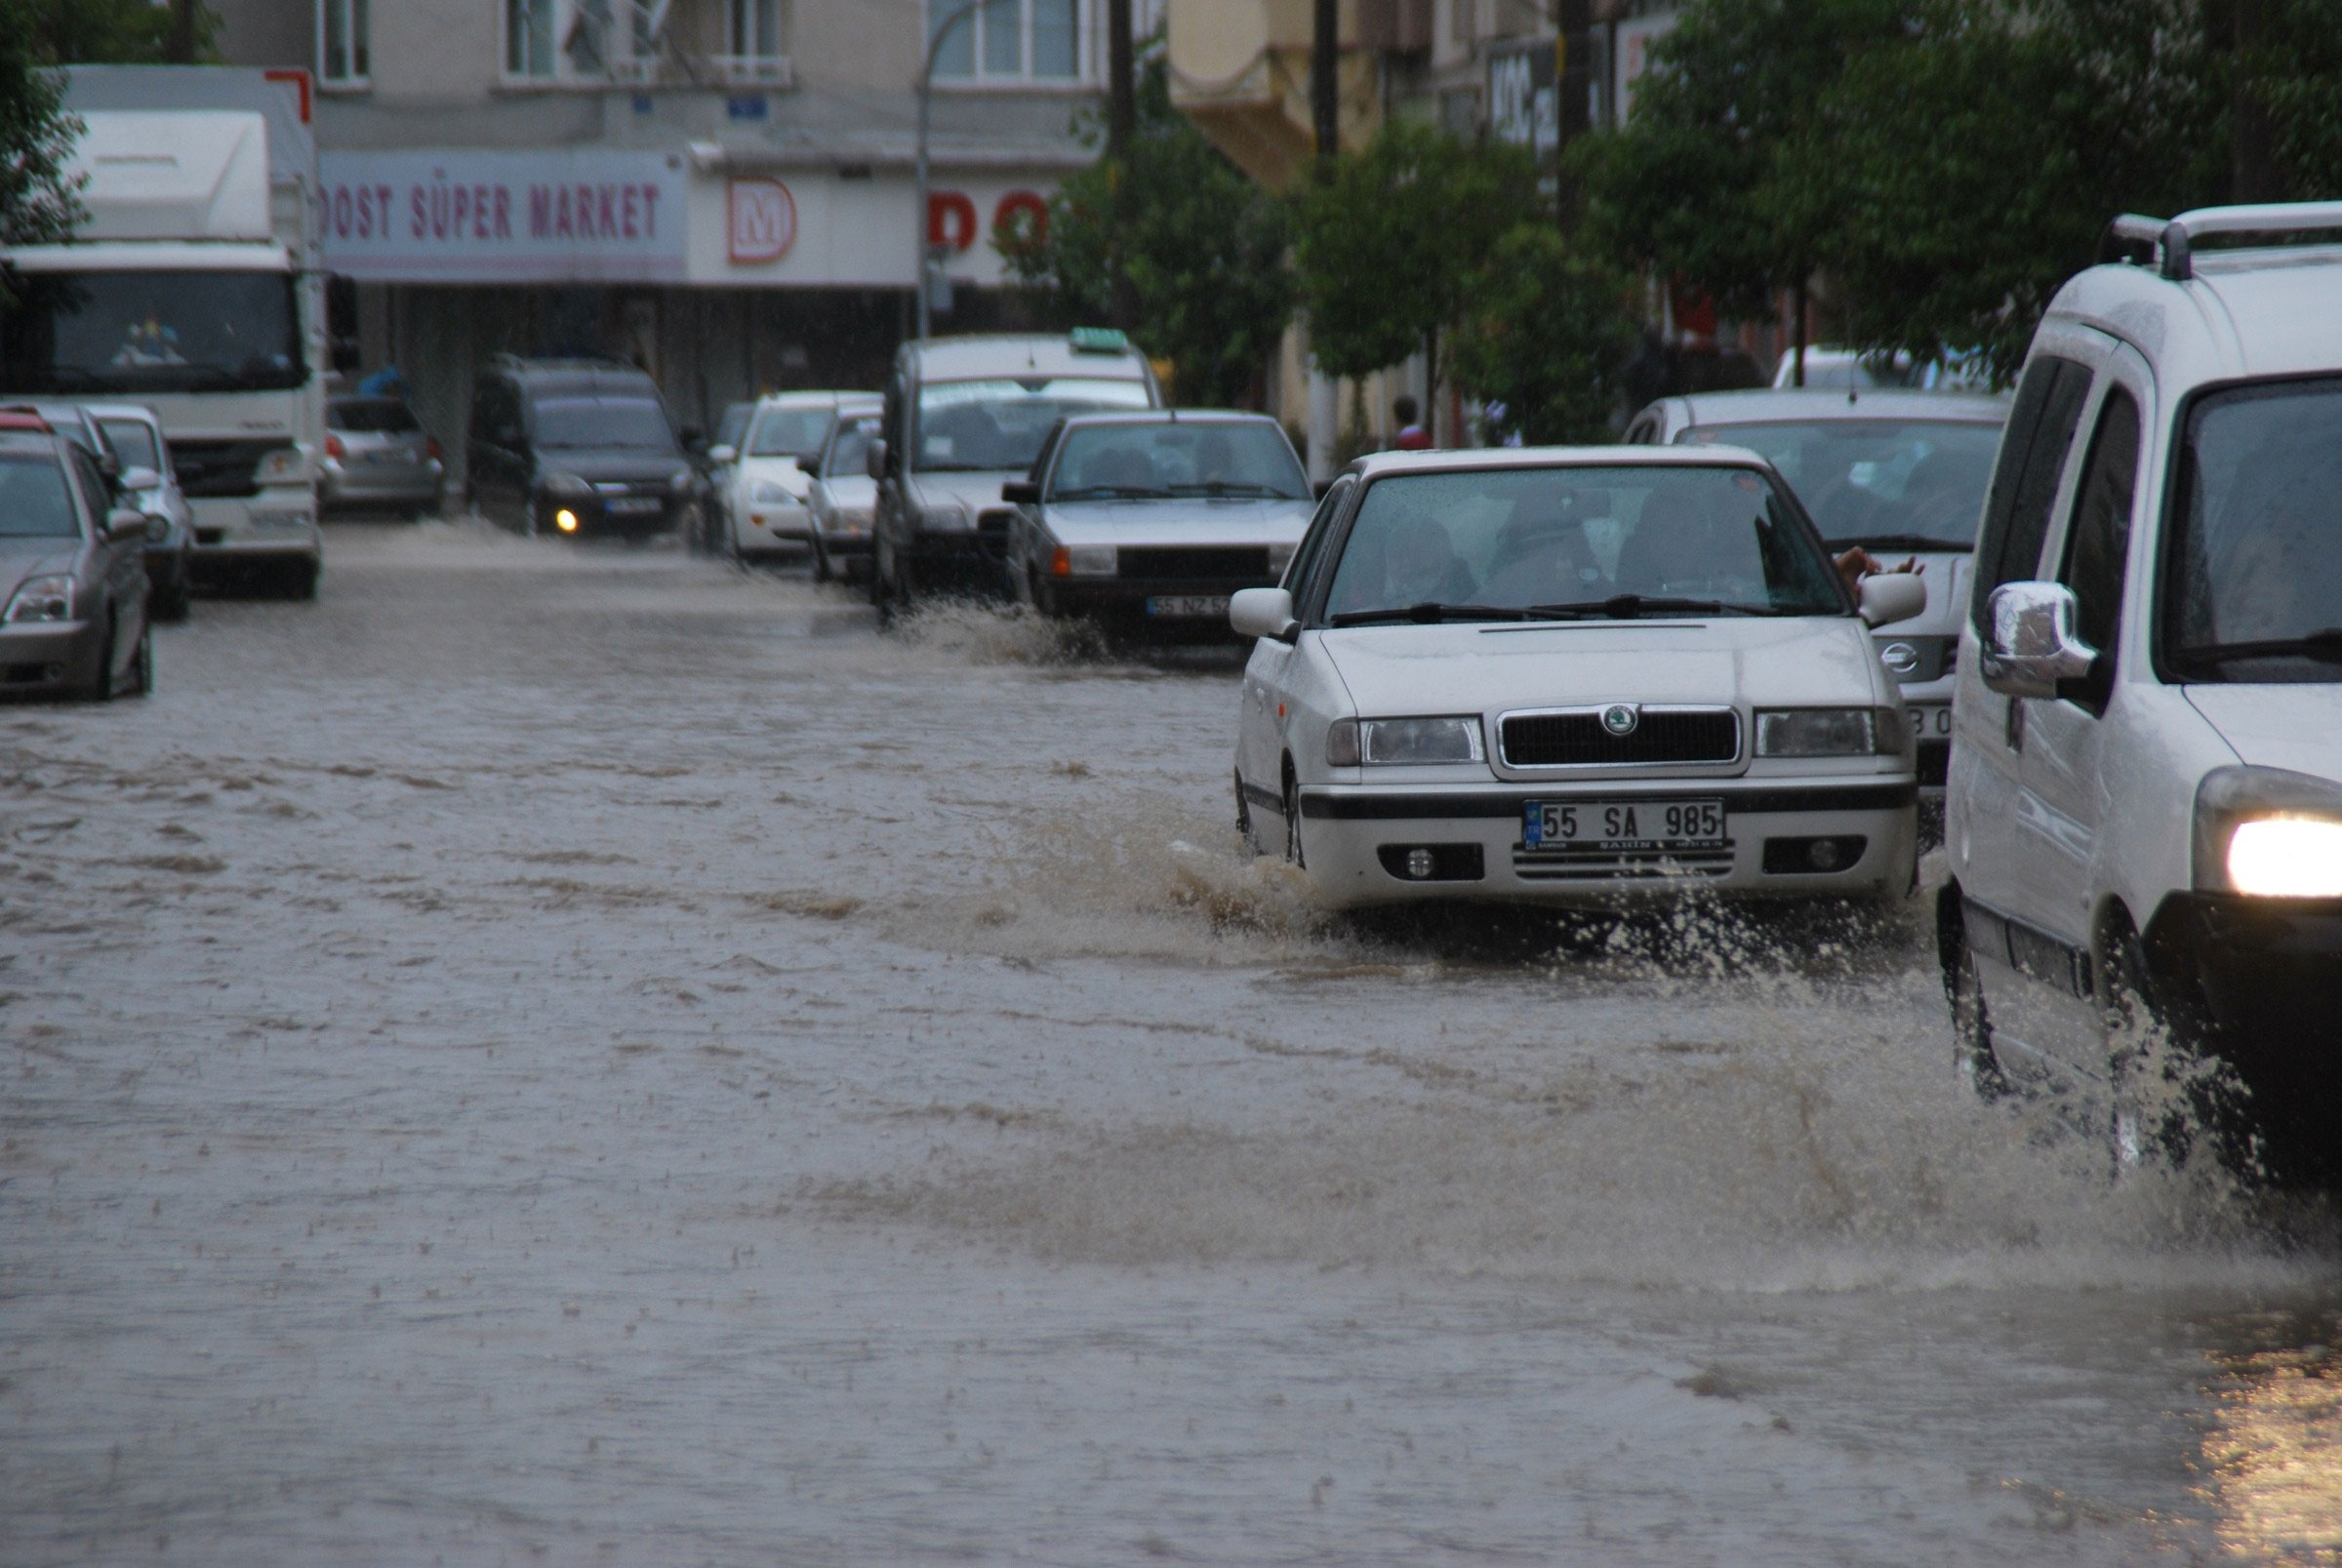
[464,356,699,541]
[1228,445,1924,907]
[714,390,863,562]
[1626,389,2010,817]
[0,411,153,699]
[1770,346,1991,391]
[1001,411,1315,639]
[807,403,882,583]
[869,329,1161,614]
[1940,201,2342,1183]
[695,398,755,551]
[10,399,191,620]
[321,394,445,519]
[86,402,195,622]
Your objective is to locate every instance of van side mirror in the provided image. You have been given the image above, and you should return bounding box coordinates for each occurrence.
[1001,480,1040,505]
[1230,586,1298,643]
[866,438,888,481]
[1980,581,2098,698]
[105,507,148,543]
[1857,572,1926,628]
[116,465,162,494]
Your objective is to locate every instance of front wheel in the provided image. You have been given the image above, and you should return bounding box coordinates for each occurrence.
[122,620,153,698]
[1281,770,1306,869]
[1942,901,2010,1102]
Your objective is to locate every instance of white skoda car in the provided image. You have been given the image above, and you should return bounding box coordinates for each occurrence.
[1228,447,1926,907]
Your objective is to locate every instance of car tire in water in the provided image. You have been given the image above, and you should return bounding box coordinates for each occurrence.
[1281,769,1306,869]
[1235,770,1263,857]
[811,536,832,583]
[2097,917,2248,1180]
[151,573,190,623]
[1939,885,2010,1102]
[282,561,319,601]
[123,621,153,698]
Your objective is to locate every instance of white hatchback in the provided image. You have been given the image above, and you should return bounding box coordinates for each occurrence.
[713,391,864,561]
[1229,447,1925,907]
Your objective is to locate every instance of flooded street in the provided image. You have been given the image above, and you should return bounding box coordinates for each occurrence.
[4,521,2338,1564]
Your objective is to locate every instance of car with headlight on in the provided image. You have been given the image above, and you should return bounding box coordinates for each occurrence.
[1228,445,1925,908]
[0,412,153,700]
[1627,388,2010,819]
[868,329,1161,614]
[713,391,864,562]
[464,357,699,542]
[807,404,881,583]
[999,411,1314,638]
[1939,201,2342,1184]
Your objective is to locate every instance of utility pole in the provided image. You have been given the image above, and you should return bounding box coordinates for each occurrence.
[914,0,982,341]
[1311,0,1340,162]
[1106,0,1137,332]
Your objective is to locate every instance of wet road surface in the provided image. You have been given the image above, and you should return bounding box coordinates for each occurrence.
[3,521,2338,1563]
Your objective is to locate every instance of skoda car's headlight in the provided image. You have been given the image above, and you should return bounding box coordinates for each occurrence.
[1755,707,1901,757]
[4,575,75,623]
[2195,766,2342,899]
[1328,716,1485,767]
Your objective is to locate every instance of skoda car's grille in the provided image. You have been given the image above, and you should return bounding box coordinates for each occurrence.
[1499,707,1740,768]
[1118,546,1270,581]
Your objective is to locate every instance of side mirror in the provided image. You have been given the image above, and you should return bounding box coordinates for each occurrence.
[706,444,737,465]
[105,507,148,543]
[117,465,163,494]
[1230,586,1298,643]
[1001,480,1040,505]
[1980,581,2098,699]
[865,437,888,482]
[1857,572,1926,628]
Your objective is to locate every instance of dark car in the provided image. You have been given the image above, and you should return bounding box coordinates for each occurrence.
[464,357,700,541]
[0,413,153,700]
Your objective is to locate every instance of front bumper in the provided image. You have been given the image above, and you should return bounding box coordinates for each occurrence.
[190,493,321,567]
[321,458,443,507]
[537,493,686,537]
[1282,778,1918,906]
[0,619,104,695]
[733,498,813,555]
[1039,574,1274,627]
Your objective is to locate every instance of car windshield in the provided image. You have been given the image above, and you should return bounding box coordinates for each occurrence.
[2162,376,2342,683]
[747,406,833,460]
[1323,464,1845,622]
[714,402,753,452]
[1048,422,1308,501]
[0,449,81,537]
[825,417,878,478]
[97,418,161,470]
[0,268,304,394]
[915,378,1151,472]
[533,397,673,451]
[1682,419,2001,549]
[329,399,420,434]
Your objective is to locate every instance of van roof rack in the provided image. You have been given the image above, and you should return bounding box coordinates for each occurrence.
[2100,202,2342,281]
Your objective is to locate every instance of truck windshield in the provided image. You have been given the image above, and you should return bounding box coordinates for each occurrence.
[2162,376,2342,683]
[914,378,1151,472]
[0,270,303,394]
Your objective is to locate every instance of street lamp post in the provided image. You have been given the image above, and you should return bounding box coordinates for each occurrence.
[915,0,983,341]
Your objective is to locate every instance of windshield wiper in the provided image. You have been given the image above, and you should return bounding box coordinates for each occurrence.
[2169,628,2342,671]
[1052,485,1172,500]
[1524,594,1785,618]
[1169,481,1290,499]
[1329,602,1572,626]
[1825,533,1969,553]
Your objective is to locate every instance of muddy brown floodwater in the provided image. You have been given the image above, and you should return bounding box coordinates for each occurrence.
[3,520,2338,1564]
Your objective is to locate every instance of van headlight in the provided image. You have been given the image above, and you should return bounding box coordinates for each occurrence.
[256,445,306,484]
[1755,707,1901,757]
[2196,766,2342,899]
[1328,715,1485,767]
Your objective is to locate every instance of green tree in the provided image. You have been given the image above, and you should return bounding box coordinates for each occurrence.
[17,0,218,64]
[0,0,86,258]
[1569,0,1912,383]
[1446,226,1639,444]
[2257,0,2342,197]
[998,48,1291,407]
[1289,121,1536,390]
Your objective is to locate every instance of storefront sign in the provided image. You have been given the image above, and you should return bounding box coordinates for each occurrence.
[1487,40,1559,158]
[727,178,796,262]
[319,149,688,283]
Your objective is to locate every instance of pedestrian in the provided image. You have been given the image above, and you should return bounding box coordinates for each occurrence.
[1393,395,1433,452]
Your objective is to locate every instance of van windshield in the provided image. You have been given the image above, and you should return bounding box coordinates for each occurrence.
[0,269,304,394]
[1322,464,1845,623]
[915,378,1151,472]
[2163,376,2342,683]
[534,397,673,451]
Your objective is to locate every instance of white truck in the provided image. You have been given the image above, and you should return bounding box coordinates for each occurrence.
[0,67,325,596]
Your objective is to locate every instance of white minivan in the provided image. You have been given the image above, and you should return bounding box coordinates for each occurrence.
[1940,201,2342,1183]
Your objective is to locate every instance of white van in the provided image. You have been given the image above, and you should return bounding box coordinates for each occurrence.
[1940,202,2342,1183]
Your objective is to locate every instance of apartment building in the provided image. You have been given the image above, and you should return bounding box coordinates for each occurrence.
[208,0,1137,471]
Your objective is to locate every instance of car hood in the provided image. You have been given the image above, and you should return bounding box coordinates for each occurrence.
[1318,617,1887,716]
[2184,686,2342,781]
[0,536,84,595]
[537,449,691,486]
[1040,496,1314,547]
[907,470,1021,520]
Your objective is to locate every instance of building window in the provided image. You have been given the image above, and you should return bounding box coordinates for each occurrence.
[505,0,664,82]
[729,0,784,58]
[319,0,369,85]
[932,0,1081,83]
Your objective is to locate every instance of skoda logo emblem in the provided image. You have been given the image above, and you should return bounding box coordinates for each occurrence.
[1600,704,1639,737]
[1880,641,1920,675]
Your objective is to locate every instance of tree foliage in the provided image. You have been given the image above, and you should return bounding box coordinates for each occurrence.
[0,0,86,254]
[1289,122,1536,384]
[14,0,218,64]
[998,49,1291,408]
[1446,227,1638,445]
